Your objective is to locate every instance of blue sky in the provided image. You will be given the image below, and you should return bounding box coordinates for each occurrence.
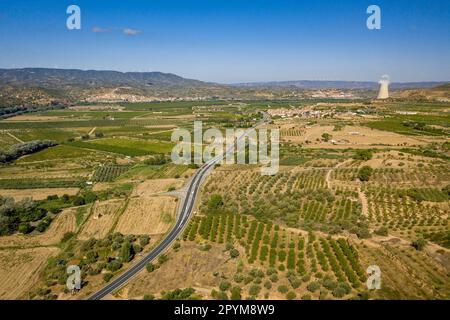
[0,0,449,83]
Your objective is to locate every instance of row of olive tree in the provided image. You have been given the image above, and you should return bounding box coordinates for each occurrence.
[0,140,57,163]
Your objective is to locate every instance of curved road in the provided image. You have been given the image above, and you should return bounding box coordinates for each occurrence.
[88,113,269,300]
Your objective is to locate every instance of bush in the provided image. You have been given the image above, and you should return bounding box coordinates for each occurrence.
[277,285,288,293]
[411,238,427,251]
[321,133,332,142]
[158,254,169,264]
[353,150,373,161]
[307,281,320,292]
[18,222,33,234]
[146,263,158,273]
[120,241,134,262]
[107,260,122,272]
[207,194,224,211]
[358,166,373,182]
[264,280,272,289]
[103,273,113,282]
[145,154,167,165]
[332,286,347,298]
[139,235,150,246]
[143,294,155,300]
[234,274,244,283]
[219,281,231,291]
[248,285,261,296]
[230,286,242,300]
[286,291,296,300]
[322,278,337,290]
[230,249,240,258]
[61,232,75,243]
[374,227,388,236]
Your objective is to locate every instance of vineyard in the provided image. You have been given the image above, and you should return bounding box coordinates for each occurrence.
[92,165,130,182]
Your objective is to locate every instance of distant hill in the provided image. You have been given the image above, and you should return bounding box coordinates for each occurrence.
[0,68,448,107]
[231,80,448,90]
[391,83,450,101]
[0,68,208,89]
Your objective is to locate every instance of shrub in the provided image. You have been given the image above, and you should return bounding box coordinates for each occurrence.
[307,281,320,292]
[286,291,296,300]
[120,241,134,262]
[277,285,288,293]
[18,222,33,234]
[103,273,113,282]
[61,232,75,243]
[146,263,158,273]
[322,278,337,290]
[207,194,224,211]
[143,294,155,300]
[158,254,169,264]
[230,286,242,300]
[411,238,427,251]
[332,286,347,298]
[139,235,150,246]
[353,150,373,161]
[358,166,373,182]
[234,274,244,283]
[219,281,231,291]
[374,227,388,236]
[230,249,240,258]
[248,285,261,296]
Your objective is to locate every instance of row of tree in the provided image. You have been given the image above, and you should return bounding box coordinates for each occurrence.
[0,140,57,163]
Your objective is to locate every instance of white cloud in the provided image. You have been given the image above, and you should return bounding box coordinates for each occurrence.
[122,28,141,36]
[92,27,111,33]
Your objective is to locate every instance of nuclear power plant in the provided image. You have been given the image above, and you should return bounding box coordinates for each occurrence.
[377,75,390,99]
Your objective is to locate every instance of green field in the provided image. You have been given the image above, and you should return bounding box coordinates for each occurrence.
[68,138,174,156]
[16,145,100,162]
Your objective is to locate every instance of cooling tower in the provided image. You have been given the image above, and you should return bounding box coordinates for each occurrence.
[377,75,390,99]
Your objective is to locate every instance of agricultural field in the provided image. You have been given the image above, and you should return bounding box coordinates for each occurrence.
[0,99,449,300]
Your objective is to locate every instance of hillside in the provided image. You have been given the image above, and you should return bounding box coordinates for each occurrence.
[391,83,450,101]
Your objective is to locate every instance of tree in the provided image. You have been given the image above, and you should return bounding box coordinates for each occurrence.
[103,273,113,282]
[219,281,231,292]
[353,150,373,160]
[207,194,224,211]
[277,285,288,293]
[248,285,261,296]
[321,133,332,142]
[374,227,388,236]
[307,281,320,292]
[286,291,296,300]
[411,238,427,251]
[146,263,158,273]
[229,249,240,258]
[358,166,373,182]
[158,254,169,264]
[143,294,155,300]
[18,222,33,234]
[120,241,134,263]
[145,154,167,165]
[230,286,242,300]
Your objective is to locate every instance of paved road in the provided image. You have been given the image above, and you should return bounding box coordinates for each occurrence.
[88,113,269,300]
